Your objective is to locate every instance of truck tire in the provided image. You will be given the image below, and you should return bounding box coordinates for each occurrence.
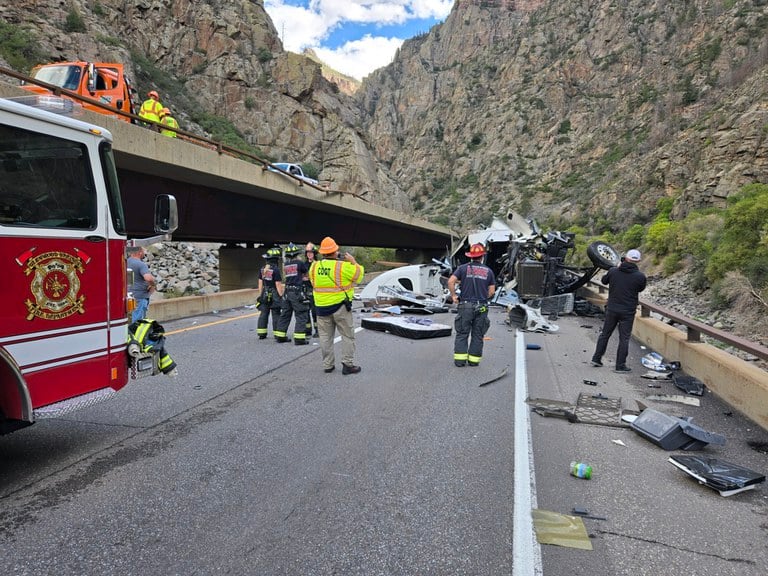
[587,241,620,270]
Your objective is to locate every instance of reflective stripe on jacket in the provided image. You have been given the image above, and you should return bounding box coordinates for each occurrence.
[139,99,163,122]
[160,116,179,137]
[309,259,364,307]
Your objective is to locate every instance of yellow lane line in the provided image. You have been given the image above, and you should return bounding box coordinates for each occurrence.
[165,312,260,335]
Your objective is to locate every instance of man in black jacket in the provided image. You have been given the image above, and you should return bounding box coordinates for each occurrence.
[591,249,647,372]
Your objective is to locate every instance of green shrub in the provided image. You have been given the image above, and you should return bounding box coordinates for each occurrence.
[645,219,680,256]
[621,224,645,248]
[706,184,768,283]
[302,162,320,180]
[257,48,273,63]
[349,247,398,272]
[64,7,87,33]
[0,21,46,72]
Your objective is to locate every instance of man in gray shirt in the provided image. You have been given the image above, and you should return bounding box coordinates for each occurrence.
[127,246,156,322]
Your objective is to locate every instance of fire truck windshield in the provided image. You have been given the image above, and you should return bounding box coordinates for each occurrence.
[0,123,96,229]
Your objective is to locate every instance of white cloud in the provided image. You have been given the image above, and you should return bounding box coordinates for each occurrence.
[264,0,453,79]
[313,35,405,81]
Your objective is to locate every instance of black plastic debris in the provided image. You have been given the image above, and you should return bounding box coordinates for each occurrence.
[669,455,766,496]
[673,373,705,396]
[630,408,726,450]
[573,298,603,317]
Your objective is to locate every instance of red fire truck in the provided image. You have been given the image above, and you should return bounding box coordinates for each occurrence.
[0,95,177,435]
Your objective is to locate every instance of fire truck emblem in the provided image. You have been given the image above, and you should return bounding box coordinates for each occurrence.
[17,248,90,321]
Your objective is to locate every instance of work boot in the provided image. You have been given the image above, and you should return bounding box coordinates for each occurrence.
[590,359,603,367]
[275,336,288,343]
[342,364,361,375]
[294,339,309,346]
[468,361,479,367]
[614,365,631,372]
[454,360,467,367]
[258,335,266,340]
[324,366,335,373]
[313,330,319,338]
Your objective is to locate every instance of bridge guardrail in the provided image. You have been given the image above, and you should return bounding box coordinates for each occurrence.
[0,66,365,200]
[585,282,768,431]
[588,281,768,362]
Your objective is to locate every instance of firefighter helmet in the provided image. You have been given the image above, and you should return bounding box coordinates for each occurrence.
[264,247,281,260]
[318,236,339,255]
[465,243,487,258]
[284,242,301,256]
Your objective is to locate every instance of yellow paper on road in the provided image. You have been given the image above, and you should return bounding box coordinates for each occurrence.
[532,509,593,550]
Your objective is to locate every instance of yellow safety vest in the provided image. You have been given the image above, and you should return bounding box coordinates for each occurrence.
[160,116,179,137]
[139,98,163,123]
[309,259,364,307]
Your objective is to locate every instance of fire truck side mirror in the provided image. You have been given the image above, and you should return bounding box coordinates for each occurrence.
[154,194,178,234]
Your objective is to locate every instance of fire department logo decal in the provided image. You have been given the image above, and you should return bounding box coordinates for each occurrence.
[17,248,90,321]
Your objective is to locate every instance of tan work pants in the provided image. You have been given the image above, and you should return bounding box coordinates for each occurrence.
[317,305,355,369]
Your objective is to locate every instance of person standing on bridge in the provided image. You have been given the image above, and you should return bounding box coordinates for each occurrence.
[304,242,319,338]
[448,244,496,367]
[139,90,163,129]
[275,243,310,345]
[127,245,156,323]
[256,247,284,340]
[309,237,364,375]
[591,249,647,372]
[159,107,179,137]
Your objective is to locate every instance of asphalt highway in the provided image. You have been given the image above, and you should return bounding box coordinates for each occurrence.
[1,304,767,575]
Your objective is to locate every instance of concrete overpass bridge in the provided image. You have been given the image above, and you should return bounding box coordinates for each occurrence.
[1,78,455,289]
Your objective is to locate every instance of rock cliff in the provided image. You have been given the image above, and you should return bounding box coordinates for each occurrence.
[2,0,767,232]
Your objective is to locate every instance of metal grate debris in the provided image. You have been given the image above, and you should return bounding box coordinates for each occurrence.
[575,392,626,427]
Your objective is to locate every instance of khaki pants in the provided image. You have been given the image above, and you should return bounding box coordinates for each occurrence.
[317,305,355,369]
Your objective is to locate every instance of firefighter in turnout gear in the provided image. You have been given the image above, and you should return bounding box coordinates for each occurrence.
[304,242,319,337]
[256,247,284,340]
[128,318,178,377]
[275,243,311,345]
[448,243,496,367]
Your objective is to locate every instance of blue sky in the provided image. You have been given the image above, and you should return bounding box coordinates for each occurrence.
[264,0,454,81]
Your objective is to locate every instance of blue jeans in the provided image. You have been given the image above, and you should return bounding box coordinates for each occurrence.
[132,298,149,323]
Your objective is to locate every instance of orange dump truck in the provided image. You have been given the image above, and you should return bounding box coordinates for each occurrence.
[22,61,137,121]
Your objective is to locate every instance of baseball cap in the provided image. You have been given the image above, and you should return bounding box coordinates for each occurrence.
[626,249,641,262]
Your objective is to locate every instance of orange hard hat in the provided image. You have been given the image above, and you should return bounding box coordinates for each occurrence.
[148,90,159,98]
[465,243,487,258]
[160,107,170,116]
[318,236,339,255]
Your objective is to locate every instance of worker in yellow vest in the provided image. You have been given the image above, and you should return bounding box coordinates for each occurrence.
[139,90,163,129]
[159,108,179,137]
[309,236,364,375]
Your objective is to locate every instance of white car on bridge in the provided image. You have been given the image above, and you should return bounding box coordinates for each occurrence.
[268,162,319,185]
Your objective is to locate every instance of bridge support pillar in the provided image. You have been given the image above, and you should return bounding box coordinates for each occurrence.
[219,245,263,291]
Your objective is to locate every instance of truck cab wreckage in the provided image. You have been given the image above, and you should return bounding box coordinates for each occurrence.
[360,211,620,323]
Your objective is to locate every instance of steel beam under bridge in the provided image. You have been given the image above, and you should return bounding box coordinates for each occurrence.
[107,118,453,251]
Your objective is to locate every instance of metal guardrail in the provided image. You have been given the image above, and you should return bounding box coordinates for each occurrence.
[0,65,365,200]
[589,282,768,362]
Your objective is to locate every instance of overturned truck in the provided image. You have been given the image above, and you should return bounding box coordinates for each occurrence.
[451,212,620,302]
[360,212,620,314]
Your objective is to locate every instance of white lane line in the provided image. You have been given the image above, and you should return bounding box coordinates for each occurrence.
[513,330,543,576]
